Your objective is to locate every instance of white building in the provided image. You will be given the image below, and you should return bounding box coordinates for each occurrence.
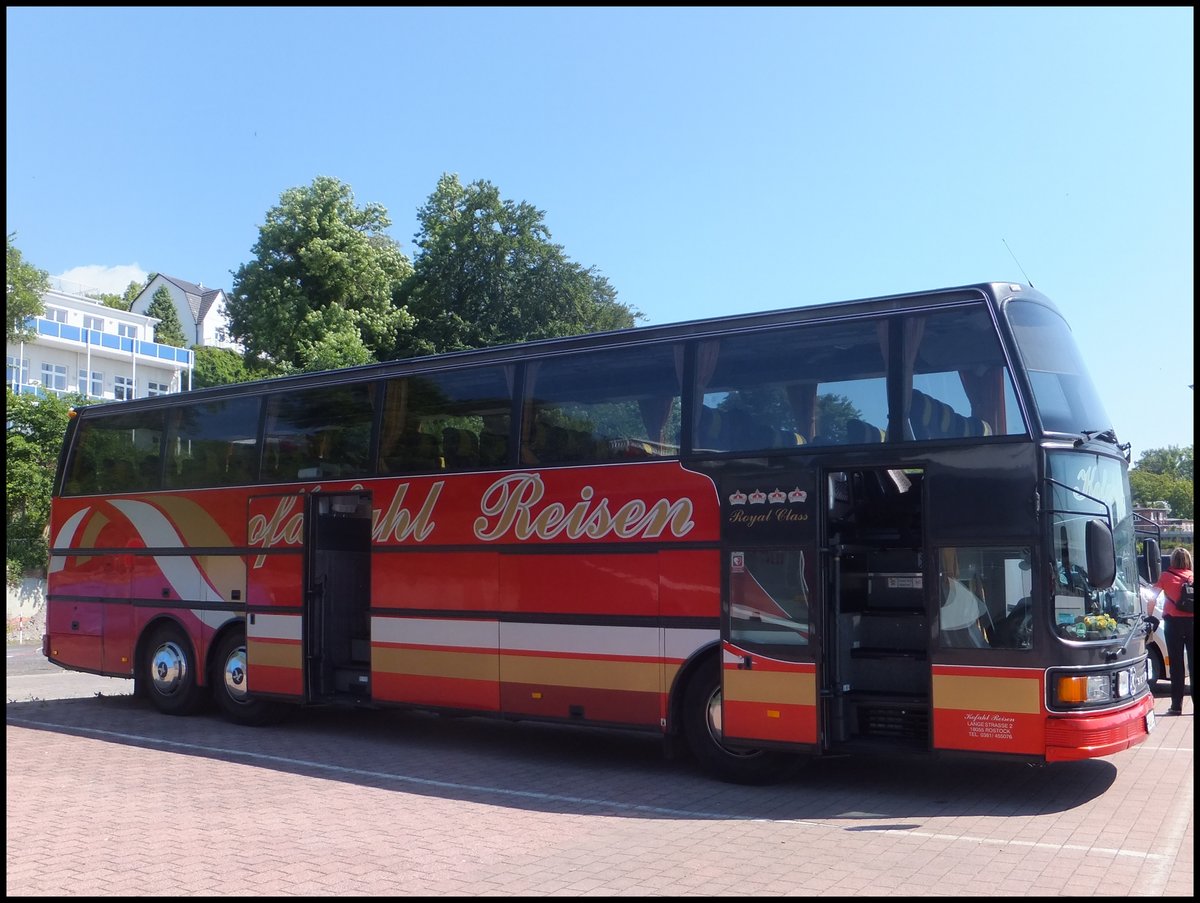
[130,274,240,352]
[6,285,194,401]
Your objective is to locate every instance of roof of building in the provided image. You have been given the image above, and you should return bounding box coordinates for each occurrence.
[155,274,225,325]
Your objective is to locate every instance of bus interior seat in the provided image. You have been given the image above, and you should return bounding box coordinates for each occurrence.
[442,427,480,469]
[910,389,992,440]
[478,429,509,466]
[395,427,443,471]
[845,419,886,444]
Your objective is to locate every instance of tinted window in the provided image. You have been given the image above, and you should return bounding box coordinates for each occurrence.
[262,383,376,482]
[165,396,262,488]
[378,366,515,473]
[63,409,166,495]
[523,345,682,465]
[1006,300,1109,436]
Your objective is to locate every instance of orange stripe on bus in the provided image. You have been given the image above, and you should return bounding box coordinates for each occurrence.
[247,638,302,670]
[932,672,1042,714]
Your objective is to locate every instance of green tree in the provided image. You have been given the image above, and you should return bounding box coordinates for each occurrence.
[147,284,188,347]
[5,389,92,584]
[1131,444,1194,519]
[6,233,49,342]
[396,174,639,358]
[228,176,415,371]
[93,279,146,311]
[191,346,255,389]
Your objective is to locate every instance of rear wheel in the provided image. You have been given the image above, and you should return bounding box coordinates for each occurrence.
[142,623,203,716]
[683,658,796,784]
[210,628,285,725]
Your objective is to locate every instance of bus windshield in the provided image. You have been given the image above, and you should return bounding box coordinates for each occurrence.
[1047,450,1141,642]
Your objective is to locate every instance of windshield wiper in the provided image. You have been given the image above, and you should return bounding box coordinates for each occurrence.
[1075,428,1119,446]
[1074,428,1131,460]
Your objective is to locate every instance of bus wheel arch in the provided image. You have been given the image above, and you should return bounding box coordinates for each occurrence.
[209,623,285,726]
[681,653,797,785]
[137,618,204,716]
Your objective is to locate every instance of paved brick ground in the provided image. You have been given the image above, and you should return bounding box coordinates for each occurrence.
[6,658,1193,897]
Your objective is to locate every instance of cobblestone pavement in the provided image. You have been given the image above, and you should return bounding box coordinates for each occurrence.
[6,651,1194,897]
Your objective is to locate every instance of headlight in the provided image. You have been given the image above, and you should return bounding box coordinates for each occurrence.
[1052,666,1143,708]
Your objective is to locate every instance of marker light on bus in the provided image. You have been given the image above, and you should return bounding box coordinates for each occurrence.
[1056,673,1114,705]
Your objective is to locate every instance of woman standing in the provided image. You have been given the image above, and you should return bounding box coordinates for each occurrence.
[1155,548,1194,715]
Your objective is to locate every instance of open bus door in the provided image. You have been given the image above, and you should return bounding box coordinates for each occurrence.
[244,491,373,704]
[821,467,931,753]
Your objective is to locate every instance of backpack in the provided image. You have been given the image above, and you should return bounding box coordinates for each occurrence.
[1173,571,1194,613]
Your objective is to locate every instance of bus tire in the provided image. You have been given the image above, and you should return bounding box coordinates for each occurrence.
[142,623,203,716]
[682,657,796,785]
[210,628,285,726]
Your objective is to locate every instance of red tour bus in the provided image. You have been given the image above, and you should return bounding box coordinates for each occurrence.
[45,281,1160,783]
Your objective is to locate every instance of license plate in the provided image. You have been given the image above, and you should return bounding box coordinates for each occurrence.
[1145,711,1156,733]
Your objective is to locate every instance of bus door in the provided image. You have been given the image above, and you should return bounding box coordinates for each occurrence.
[244,490,373,703]
[305,491,373,702]
[719,473,821,751]
[822,467,930,753]
[245,491,309,701]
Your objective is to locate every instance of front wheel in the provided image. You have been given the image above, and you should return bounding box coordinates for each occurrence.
[682,658,797,784]
[142,623,204,716]
[210,629,285,726]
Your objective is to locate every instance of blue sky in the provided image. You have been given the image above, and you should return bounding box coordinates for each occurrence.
[6,7,1193,459]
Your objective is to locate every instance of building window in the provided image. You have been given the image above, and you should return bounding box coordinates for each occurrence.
[41,362,68,391]
[83,315,106,331]
[45,307,69,324]
[118,323,138,339]
[78,369,104,397]
[114,375,134,401]
[146,380,169,397]
[7,356,30,388]
[215,327,229,343]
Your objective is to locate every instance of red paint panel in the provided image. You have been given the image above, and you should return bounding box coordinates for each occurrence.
[660,550,720,619]
[372,672,501,712]
[102,604,135,675]
[246,662,304,698]
[498,553,658,615]
[373,551,500,610]
[932,708,1045,755]
[723,700,816,744]
[46,601,103,672]
[245,554,304,608]
[49,553,133,600]
[500,682,661,725]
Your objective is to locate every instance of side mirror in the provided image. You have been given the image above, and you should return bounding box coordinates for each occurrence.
[1144,538,1162,583]
[1085,518,1116,590]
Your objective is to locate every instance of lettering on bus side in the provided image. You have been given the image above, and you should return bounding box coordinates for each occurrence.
[472,473,695,542]
[246,471,699,562]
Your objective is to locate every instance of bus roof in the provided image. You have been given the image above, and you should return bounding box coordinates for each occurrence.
[71,280,1053,415]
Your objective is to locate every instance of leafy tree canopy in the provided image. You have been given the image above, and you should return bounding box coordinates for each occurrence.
[191,346,255,389]
[5,390,93,584]
[93,279,146,311]
[1131,444,1193,519]
[147,284,188,347]
[6,233,49,343]
[228,176,415,371]
[396,173,640,358]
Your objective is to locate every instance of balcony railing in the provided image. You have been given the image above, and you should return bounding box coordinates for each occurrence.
[25,317,193,366]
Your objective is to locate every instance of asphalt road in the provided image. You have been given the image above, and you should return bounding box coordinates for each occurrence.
[6,644,1194,896]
